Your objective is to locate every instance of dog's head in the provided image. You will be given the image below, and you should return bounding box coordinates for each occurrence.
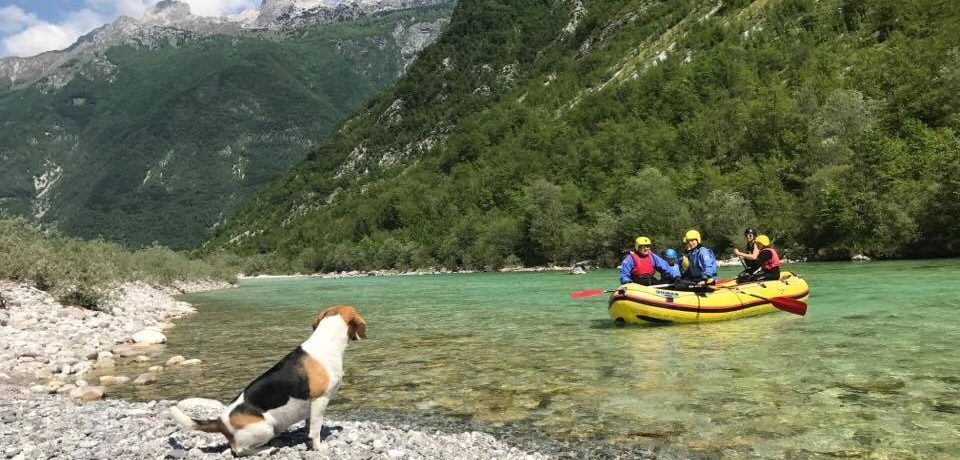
[312,305,367,341]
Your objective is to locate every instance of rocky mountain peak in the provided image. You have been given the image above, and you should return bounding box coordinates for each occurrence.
[0,0,453,90]
[142,0,194,26]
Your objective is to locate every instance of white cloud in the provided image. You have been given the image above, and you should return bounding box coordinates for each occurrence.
[85,0,151,18]
[179,0,260,17]
[3,9,107,58]
[85,0,260,18]
[0,5,40,34]
[1,0,262,58]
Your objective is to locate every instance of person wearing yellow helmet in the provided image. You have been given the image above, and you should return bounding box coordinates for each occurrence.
[676,229,717,289]
[737,234,781,282]
[619,236,673,286]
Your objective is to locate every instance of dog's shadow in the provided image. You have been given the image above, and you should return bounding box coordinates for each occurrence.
[271,423,344,448]
[169,424,344,454]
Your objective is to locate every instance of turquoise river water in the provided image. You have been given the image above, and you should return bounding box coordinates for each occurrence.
[103,261,960,458]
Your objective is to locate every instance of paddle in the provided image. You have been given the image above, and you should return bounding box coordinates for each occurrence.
[710,285,807,316]
[570,289,610,298]
[570,284,673,298]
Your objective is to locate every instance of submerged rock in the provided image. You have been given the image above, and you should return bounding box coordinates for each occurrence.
[133,373,157,386]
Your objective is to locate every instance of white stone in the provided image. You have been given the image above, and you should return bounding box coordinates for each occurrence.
[132,329,166,344]
[180,358,202,366]
[56,383,77,394]
[70,385,105,401]
[177,398,225,419]
[165,355,185,366]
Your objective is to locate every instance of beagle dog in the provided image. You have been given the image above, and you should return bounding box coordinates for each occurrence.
[170,305,366,456]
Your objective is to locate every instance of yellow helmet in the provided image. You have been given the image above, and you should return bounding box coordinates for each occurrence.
[755,234,771,247]
[683,230,701,242]
[634,236,652,249]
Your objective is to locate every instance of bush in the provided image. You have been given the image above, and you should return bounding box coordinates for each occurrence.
[0,217,241,303]
[59,288,107,312]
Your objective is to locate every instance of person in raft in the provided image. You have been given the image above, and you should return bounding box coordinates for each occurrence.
[619,236,675,286]
[659,248,683,284]
[736,234,781,282]
[675,229,718,290]
[733,227,760,282]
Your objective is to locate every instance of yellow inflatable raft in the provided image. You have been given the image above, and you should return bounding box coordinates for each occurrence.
[608,272,809,325]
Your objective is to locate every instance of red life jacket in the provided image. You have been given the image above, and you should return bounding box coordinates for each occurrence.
[761,247,781,271]
[629,251,655,276]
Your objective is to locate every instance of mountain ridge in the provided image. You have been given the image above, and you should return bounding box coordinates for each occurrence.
[0,0,452,91]
[209,0,960,271]
[0,1,454,249]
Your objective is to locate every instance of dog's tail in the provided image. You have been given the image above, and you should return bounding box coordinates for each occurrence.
[169,406,225,433]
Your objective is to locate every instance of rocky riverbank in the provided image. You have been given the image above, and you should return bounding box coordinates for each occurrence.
[0,279,228,388]
[0,279,550,459]
[241,264,589,280]
[0,385,544,459]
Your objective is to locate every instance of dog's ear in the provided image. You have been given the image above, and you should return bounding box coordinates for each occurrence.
[348,314,367,341]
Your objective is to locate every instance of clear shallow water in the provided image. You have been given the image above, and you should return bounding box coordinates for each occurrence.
[104,261,960,458]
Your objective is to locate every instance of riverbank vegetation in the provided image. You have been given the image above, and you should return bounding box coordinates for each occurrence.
[0,218,239,309]
[209,0,960,272]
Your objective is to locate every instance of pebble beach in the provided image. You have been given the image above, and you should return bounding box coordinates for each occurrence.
[0,280,547,459]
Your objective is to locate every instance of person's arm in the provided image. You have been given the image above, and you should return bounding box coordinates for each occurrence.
[652,253,667,272]
[753,250,771,273]
[702,249,718,279]
[619,256,634,284]
[737,246,760,261]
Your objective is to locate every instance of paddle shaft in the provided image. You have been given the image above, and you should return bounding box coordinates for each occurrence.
[710,284,807,316]
[570,283,673,298]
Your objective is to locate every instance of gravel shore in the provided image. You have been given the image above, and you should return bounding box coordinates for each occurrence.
[0,384,544,460]
[0,280,549,459]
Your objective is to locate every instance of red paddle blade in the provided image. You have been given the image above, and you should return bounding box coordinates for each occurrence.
[570,289,608,298]
[769,297,807,316]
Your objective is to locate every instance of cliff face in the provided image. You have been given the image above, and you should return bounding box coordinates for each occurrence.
[0,1,454,249]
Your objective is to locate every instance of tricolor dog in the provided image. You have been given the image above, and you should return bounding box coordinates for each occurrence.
[169,305,366,456]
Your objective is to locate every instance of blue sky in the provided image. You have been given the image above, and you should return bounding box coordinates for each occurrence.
[0,0,261,57]
[3,0,88,23]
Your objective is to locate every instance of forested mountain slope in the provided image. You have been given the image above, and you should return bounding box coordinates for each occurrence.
[211,0,960,271]
[0,2,452,249]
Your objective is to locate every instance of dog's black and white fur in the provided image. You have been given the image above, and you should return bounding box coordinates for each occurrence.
[170,305,366,456]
